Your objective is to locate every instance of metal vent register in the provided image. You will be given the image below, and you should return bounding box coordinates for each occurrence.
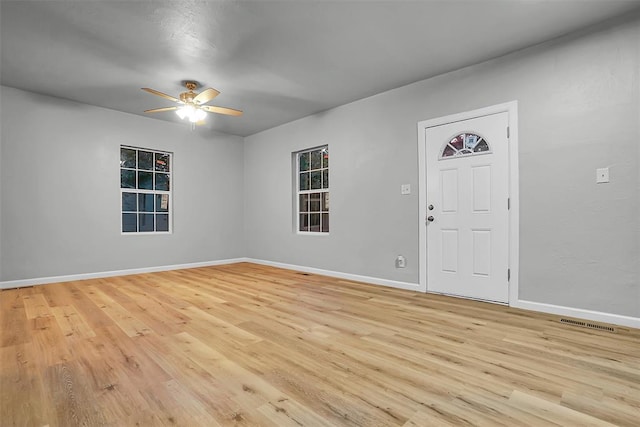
[560,318,615,333]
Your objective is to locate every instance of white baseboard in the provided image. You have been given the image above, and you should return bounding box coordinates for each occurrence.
[245,260,639,329]
[2,258,637,330]
[513,299,640,329]
[247,259,639,329]
[245,258,421,292]
[0,258,249,290]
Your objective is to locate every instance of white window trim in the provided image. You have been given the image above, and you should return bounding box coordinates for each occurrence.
[120,145,173,235]
[295,145,329,235]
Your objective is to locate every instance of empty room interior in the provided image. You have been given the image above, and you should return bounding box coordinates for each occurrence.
[1,1,639,426]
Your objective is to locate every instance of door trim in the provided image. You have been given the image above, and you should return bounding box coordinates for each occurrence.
[417,101,519,306]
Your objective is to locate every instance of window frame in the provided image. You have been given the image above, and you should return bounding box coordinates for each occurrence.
[120,145,173,235]
[295,145,329,235]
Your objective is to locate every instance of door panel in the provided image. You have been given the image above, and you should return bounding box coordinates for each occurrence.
[441,229,459,273]
[425,112,509,303]
[472,165,491,212]
[472,230,491,276]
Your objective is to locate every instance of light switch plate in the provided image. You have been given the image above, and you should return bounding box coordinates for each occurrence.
[596,168,609,184]
[401,184,411,195]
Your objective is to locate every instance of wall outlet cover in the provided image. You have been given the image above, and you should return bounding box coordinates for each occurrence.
[596,167,609,184]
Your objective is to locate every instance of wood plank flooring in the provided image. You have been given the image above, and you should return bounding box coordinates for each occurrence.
[1,262,639,426]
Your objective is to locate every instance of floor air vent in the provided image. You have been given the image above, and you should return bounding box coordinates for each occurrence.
[560,318,615,333]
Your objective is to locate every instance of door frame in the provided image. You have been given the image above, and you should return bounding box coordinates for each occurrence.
[417,101,519,306]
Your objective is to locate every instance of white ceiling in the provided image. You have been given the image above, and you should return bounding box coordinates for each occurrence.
[2,1,639,137]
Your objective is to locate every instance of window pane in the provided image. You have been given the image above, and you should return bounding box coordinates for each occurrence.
[155,173,170,191]
[321,192,329,212]
[311,150,322,170]
[311,171,321,189]
[138,171,153,190]
[322,148,329,168]
[299,214,309,232]
[464,134,481,150]
[450,135,463,150]
[120,148,136,169]
[138,151,153,170]
[156,194,169,212]
[321,213,329,232]
[299,152,310,172]
[121,169,136,189]
[322,169,329,189]
[138,193,154,212]
[155,153,170,172]
[299,194,309,213]
[442,145,456,158]
[309,213,321,232]
[309,193,321,212]
[474,140,489,153]
[299,172,310,191]
[122,213,137,232]
[139,213,154,232]
[156,214,169,232]
[122,192,137,212]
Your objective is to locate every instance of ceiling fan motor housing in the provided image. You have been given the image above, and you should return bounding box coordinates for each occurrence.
[180,81,199,103]
[180,92,195,103]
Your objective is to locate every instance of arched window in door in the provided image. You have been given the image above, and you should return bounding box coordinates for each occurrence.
[440,132,491,159]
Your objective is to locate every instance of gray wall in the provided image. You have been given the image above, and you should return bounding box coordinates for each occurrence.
[1,16,638,319]
[0,86,245,281]
[0,89,3,281]
[244,17,640,317]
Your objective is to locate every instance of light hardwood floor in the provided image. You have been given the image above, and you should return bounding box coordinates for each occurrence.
[1,263,638,426]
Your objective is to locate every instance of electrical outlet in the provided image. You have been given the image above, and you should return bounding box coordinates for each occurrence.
[395,255,406,268]
[596,168,609,183]
[401,184,411,195]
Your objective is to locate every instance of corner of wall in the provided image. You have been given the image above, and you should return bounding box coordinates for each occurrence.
[241,134,249,258]
[0,86,4,281]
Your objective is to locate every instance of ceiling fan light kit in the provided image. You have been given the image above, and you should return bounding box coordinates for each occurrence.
[176,104,207,123]
[142,81,242,127]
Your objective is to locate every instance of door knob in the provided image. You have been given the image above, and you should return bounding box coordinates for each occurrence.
[427,216,434,222]
[428,204,434,210]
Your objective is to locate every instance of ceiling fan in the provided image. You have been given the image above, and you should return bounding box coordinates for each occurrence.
[142,81,242,125]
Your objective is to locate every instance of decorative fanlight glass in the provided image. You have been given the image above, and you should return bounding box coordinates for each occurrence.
[440,133,491,159]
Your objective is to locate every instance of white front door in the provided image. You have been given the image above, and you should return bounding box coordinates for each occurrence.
[425,112,510,303]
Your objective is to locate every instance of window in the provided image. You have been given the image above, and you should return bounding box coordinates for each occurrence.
[440,132,490,159]
[120,146,172,233]
[296,146,329,233]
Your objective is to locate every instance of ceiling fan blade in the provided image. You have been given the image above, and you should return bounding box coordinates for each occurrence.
[144,106,178,113]
[141,88,180,103]
[202,105,243,116]
[193,88,220,105]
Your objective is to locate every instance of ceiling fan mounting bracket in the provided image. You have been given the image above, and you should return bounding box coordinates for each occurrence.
[183,81,198,91]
